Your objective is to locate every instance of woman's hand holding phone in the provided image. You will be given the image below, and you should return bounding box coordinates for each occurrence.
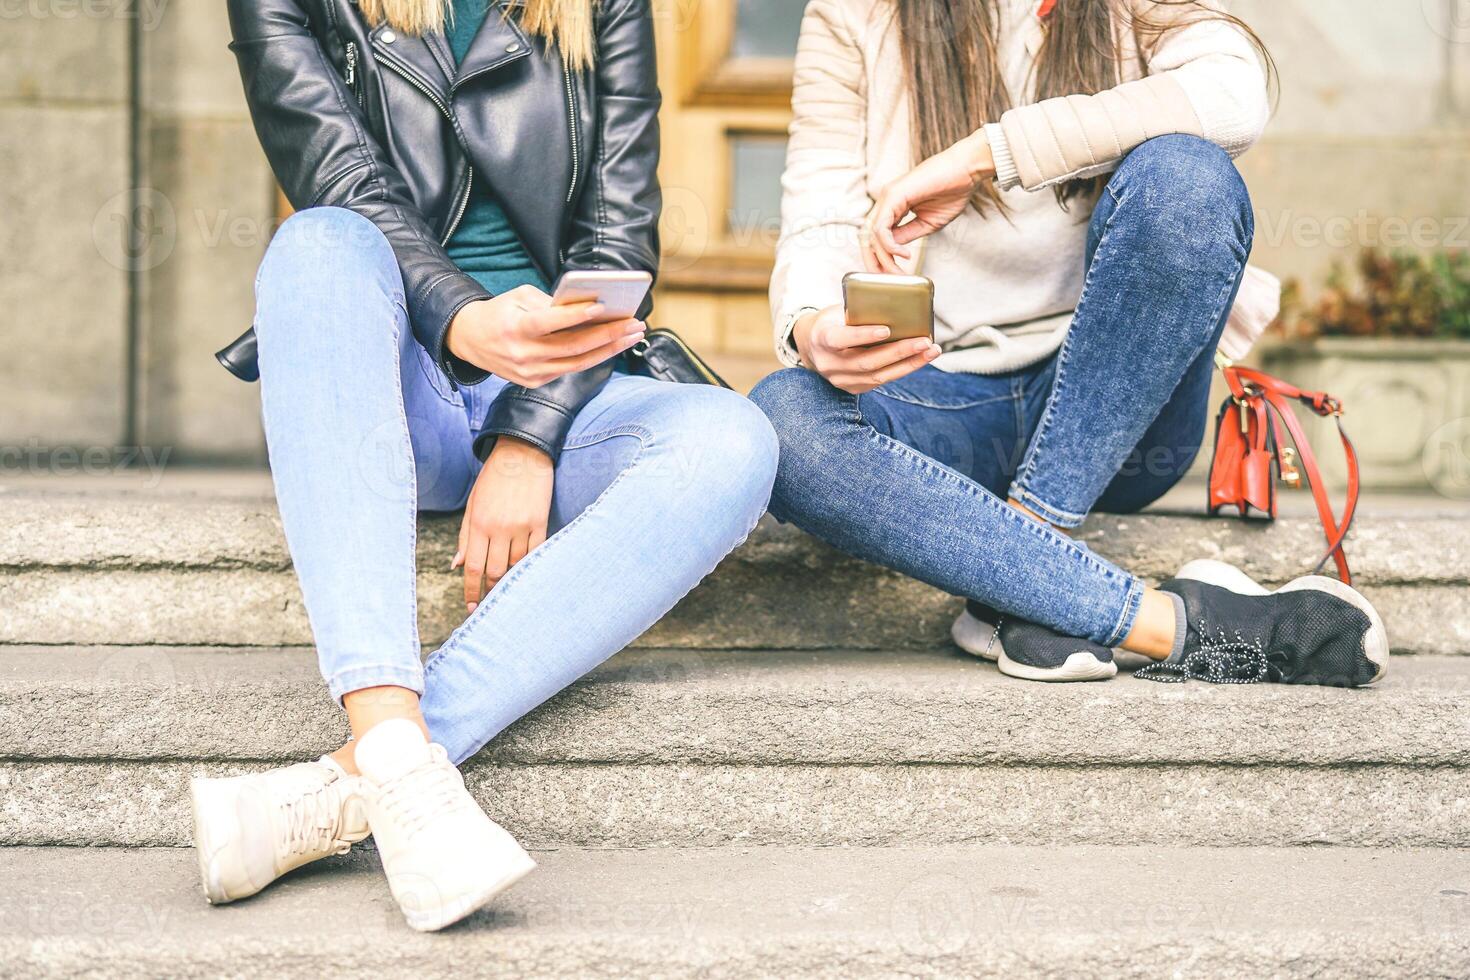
[793,304,941,395]
[446,284,645,388]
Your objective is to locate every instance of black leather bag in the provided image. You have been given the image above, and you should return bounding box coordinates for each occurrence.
[624,329,731,388]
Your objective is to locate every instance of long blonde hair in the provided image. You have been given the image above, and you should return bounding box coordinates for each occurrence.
[357,0,595,69]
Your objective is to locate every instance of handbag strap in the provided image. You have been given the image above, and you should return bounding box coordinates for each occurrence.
[1222,365,1360,584]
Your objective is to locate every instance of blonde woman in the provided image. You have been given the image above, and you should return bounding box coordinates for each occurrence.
[752,0,1388,686]
[191,0,778,930]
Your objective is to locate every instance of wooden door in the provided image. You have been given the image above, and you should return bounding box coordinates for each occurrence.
[652,0,807,391]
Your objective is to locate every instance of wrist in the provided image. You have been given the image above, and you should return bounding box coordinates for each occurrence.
[791,310,821,364]
[959,129,996,182]
[489,435,552,470]
[446,308,471,361]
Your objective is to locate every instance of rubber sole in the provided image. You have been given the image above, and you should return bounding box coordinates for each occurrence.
[1172,559,1389,685]
[189,778,244,905]
[402,849,539,933]
[997,648,1118,682]
[950,610,1003,662]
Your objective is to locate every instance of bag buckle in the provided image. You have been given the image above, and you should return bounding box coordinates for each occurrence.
[1279,446,1302,488]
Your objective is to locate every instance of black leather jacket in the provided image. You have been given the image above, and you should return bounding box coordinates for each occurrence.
[218,0,661,461]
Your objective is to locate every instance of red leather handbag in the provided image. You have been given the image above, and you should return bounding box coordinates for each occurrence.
[1206,355,1361,584]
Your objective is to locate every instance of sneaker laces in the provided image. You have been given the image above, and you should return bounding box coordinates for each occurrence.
[1136,623,1269,685]
[374,745,475,839]
[278,777,354,857]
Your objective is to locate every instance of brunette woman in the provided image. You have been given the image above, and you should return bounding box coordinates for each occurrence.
[752,0,1387,685]
[190,0,777,930]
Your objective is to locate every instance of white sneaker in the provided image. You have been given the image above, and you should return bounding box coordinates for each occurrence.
[190,756,369,904]
[355,718,537,932]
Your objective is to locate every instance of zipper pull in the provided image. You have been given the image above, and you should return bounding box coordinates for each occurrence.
[345,41,358,86]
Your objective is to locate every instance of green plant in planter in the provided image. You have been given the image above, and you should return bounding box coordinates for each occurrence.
[1277,248,1470,341]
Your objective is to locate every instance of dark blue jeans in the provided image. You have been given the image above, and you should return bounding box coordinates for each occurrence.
[750,136,1253,645]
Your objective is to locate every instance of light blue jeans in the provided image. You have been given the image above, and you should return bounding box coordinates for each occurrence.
[253,207,778,765]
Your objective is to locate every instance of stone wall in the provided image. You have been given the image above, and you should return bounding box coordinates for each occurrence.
[2,0,1467,464]
[135,1,273,463]
[1235,0,1470,291]
[1,4,132,452]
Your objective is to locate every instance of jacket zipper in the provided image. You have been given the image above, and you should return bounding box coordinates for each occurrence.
[442,167,473,246]
[562,62,580,205]
[375,49,478,388]
[374,51,472,246]
[344,42,363,107]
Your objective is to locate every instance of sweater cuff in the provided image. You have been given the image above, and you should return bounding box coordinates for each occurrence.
[985,123,1021,191]
[775,307,817,369]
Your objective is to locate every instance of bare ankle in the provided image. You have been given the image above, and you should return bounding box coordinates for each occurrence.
[330,742,359,776]
[1007,496,1068,535]
[1120,589,1179,661]
[341,686,432,745]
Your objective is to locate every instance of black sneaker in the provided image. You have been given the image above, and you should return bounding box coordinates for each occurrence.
[1145,566,1389,687]
[995,619,1117,682]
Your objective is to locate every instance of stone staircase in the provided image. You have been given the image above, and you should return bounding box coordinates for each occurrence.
[2,481,1468,976]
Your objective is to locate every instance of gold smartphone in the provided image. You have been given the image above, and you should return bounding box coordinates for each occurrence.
[842,272,935,342]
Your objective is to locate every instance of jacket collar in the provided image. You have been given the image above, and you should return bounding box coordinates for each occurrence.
[368,3,533,105]
[450,2,535,93]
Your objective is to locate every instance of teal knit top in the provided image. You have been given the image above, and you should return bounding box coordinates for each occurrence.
[443,0,549,296]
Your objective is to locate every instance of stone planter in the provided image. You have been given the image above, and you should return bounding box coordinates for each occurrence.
[1258,338,1470,497]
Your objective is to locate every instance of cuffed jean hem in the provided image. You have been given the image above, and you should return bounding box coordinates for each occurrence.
[326,663,427,706]
[1103,576,1147,648]
[1007,483,1091,530]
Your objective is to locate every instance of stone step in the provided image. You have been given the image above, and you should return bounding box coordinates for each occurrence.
[1,491,1467,653]
[2,845,1467,978]
[4,646,1468,849]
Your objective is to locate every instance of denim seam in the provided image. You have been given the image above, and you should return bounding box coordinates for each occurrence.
[562,422,654,452]
[1104,575,1146,648]
[423,425,652,679]
[327,663,426,705]
[390,319,424,675]
[1008,187,1127,509]
[874,387,1018,412]
[1008,484,1089,529]
[863,425,1125,582]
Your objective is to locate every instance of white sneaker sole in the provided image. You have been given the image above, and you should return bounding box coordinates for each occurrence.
[997,648,1117,682]
[1173,559,1389,685]
[951,611,1003,662]
[402,847,539,933]
[190,777,249,905]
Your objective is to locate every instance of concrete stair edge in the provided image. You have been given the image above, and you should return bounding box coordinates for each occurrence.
[4,646,1469,767]
[2,846,1468,979]
[4,648,1469,849]
[3,507,1469,654]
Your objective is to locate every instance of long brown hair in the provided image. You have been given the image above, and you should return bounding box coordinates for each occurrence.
[357,0,595,69]
[896,0,1275,215]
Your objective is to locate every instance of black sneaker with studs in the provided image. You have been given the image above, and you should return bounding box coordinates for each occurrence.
[1141,561,1389,687]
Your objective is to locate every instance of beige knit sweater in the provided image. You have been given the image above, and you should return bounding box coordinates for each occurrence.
[770,0,1278,374]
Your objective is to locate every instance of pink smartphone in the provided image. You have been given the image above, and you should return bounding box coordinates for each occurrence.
[552,270,652,325]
